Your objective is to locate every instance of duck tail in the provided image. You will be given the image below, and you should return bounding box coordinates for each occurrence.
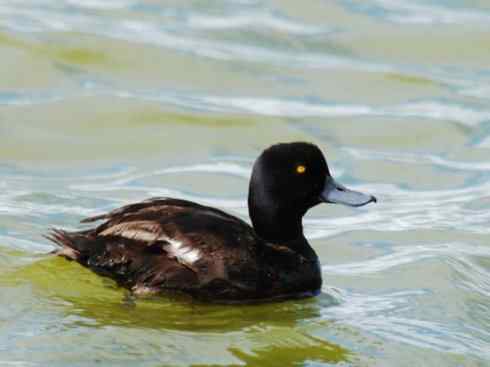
[44,228,92,261]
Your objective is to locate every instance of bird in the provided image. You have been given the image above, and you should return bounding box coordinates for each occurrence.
[45,142,376,302]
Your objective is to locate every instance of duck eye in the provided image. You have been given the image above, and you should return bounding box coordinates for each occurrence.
[296,165,306,174]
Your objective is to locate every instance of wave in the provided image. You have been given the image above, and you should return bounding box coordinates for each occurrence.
[2,158,490,361]
[2,0,489,96]
[0,91,63,106]
[1,1,489,362]
[322,285,490,358]
[321,239,490,358]
[344,148,490,172]
[4,86,490,127]
[3,159,490,242]
[323,242,490,279]
[342,0,490,25]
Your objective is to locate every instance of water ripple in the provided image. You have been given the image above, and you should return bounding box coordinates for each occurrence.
[304,168,490,237]
[342,0,490,25]
[0,91,63,106]
[185,12,332,35]
[322,243,490,276]
[1,1,489,364]
[345,148,490,172]
[322,286,490,358]
[1,0,489,96]
[3,160,490,240]
[4,86,490,127]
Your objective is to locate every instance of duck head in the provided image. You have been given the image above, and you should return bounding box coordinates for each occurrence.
[248,142,376,242]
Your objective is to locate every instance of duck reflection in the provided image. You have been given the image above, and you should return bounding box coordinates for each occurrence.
[2,255,350,365]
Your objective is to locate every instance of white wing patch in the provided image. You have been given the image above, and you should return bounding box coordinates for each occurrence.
[106,229,158,243]
[99,221,201,265]
[163,238,201,265]
[99,221,161,242]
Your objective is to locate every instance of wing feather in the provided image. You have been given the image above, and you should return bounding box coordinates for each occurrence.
[47,197,261,296]
[81,197,204,223]
[98,221,163,243]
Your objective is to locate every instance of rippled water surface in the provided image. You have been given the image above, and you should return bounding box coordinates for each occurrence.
[1,1,490,366]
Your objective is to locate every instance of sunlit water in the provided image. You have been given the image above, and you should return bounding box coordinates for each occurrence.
[1,1,490,366]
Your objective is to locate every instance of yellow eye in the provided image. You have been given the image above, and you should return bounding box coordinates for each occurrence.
[296,165,306,174]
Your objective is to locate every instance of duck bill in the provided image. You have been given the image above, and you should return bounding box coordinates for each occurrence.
[320,177,376,207]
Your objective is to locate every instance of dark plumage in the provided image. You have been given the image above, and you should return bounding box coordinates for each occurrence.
[46,142,376,302]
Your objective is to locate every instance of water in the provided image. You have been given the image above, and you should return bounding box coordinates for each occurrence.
[1,0,489,366]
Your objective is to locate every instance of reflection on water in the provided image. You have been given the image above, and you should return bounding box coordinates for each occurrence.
[2,256,338,331]
[1,0,490,366]
[0,254,349,366]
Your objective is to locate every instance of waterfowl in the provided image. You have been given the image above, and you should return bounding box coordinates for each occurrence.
[46,142,376,302]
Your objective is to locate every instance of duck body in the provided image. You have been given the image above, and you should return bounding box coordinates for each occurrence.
[48,198,321,301]
[47,142,374,302]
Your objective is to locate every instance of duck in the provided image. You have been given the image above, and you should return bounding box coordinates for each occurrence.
[45,142,376,302]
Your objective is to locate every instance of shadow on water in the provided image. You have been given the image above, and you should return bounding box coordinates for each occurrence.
[0,250,350,366]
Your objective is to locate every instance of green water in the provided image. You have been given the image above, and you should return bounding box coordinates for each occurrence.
[1,1,490,366]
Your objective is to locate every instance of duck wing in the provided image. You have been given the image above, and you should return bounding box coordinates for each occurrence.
[46,198,261,298]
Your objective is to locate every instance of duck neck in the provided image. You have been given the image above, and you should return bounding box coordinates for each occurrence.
[248,189,306,245]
